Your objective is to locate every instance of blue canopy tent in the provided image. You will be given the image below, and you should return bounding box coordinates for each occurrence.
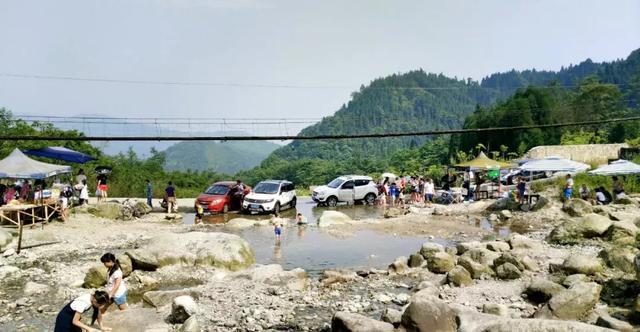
[23,146,96,164]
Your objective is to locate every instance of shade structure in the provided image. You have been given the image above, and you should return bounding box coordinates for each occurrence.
[589,159,640,176]
[0,149,72,179]
[455,152,513,170]
[519,156,589,173]
[23,146,96,164]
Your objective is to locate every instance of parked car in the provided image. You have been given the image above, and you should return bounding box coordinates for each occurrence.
[312,175,378,207]
[500,170,550,185]
[242,180,296,214]
[196,181,251,214]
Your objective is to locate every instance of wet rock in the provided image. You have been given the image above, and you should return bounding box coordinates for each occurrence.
[165,213,183,220]
[562,255,604,275]
[318,211,352,227]
[225,218,258,229]
[172,295,198,324]
[595,310,633,332]
[447,266,473,287]
[599,246,637,273]
[485,241,510,252]
[563,198,594,217]
[0,228,13,250]
[126,232,254,271]
[525,279,565,304]
[494,253,525,272]
[83,255,133,288]
[408,254,425,268]
[535,282,602,320]
[482,303,508,316]
[321,269,360,286]
[426,252,455,274]
[508,233,542,251]
[381,308,403,327]
[332,311,394,332]
[456,241,484,255]
[457,256,494,279]
[461,248,500,267]
[549,214,613,245]
[384,207,408,219]
[180,316,200,332]
[23,282,49,296]
[143,290,201,308]
[419,242,444,258]
[495,263,521,280]
[563,274,589,288]
[499,210,512,220]
[401,290,457,332]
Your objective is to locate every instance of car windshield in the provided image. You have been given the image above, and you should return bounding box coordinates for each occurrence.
[205,185,229,195]
[327,178,344,188]
[254,182,280,194]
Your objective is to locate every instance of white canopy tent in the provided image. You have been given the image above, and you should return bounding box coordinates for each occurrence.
[519,156,590,173]
[0,148,72,179]
[589,159,640,176]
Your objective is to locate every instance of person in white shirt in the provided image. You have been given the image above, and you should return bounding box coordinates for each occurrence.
[79,179,89,205]
[54,291,110,332]
[100,253,127,311]
[424,178,435,204]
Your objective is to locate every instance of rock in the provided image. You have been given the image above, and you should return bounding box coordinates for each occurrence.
[88,202,125,219]
[499,210,512,219]
[401,290,457,332]
[530,196,550,211]
[599,246,638,273]
[595,310,633,332]
[488,213,498,222]
[445,246,458,256]
[419,242,444,258]
[563,274,589,288]
[535,282,602,320]
[408,254,425,268]
[181,316,200,332]
[521,256,540,271]
[426,252,455,274]
[457,256,494,279]
[143,290,200,308]
[318,211,352,227]
[433,205,448,216]
[384,207,408,219]
[234,264,309,291]
[456,241,485,255]
[0,265,20,279]
[165,213,183,220]
[389,256,410,274]
[562,255,604,275]
[607,220,639,244]
[485,241,511,252]
[447,266,473,287]
[482,303,508,316]
[508,233,542,251]
[83,255,133,288]
[332,312,394,332]
[381,308,403,326]
[461,248,500,267]
[0,228,13,250]
[614,196,636,205]
[320,269,360,285]
[102,307,169,331]
[563,198,594,217]
[393,293,411,306]
[172,295,198,324]
[486,198,519,211]
[134,201,152,215]
[3,248,16,257]
[23,282,49,296]
[549,214,616,244]
[525,279,566,304]
[494,253,525,272]
[126,232,254,271]
[376,293,393,304]
[495,263,522,280]
[225,218,258,229]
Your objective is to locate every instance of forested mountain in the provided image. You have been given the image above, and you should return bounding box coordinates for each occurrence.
[163,141,279,174]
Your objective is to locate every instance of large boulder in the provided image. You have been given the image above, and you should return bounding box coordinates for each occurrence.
[599,246,638,273]
[461,248,500,267]
[563,198,594,217]
[607,220,638,245]
[331,312,394,332]
[317,211,351,227]
[82,254,133,288]
[171,295,198,324]
[535,282,602,320]
[456,241,485,255]
[419,242,444,258]
[126,232,254,271]
[457,256,494,279]
[494,253,525,272]
[143,289,201,308]
[408,254,425,268]
[563,274,589,288]
[401,290,457,332]
[426,252,455,274]
[88,202,126,220]
[233,264,308,291]
[485,241,511,252]
[549,214,613,244]
[447,266,473,287]
[495,263,522,280]
[0,228,13,250]
[508,233,542,251]
[525,279,566,304]
[562,255,604,275]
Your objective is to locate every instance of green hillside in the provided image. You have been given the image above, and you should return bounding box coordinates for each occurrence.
[163,141,280,174]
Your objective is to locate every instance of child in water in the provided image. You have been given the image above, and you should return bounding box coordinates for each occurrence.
[194,201,204,224]
[54,290,110,332]
[100,253,127,312]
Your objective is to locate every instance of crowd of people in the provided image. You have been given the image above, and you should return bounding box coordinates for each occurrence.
[571,174,625,206]
[378,175,436,207]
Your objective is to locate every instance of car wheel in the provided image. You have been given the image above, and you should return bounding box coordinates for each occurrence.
[223,204,229,214]
[274,202,281,214]
[364,193,376,205]
[290,197,297,208]
[327,196,338,207]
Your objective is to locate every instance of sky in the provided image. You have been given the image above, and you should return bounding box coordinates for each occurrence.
[0,0,639,135]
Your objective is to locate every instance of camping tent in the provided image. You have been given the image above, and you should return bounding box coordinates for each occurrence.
[455,152,513,170]
[23,146,96,164]
[0,149,72,179]
[589,159,640,176]
[519,156,589,173]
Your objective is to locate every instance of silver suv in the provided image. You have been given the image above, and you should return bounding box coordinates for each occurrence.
[312,175,378,207]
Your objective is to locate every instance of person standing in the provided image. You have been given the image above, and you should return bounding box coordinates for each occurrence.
[145,179,153,208]
[79,180,89,205]
[165,181,176,213]
[425,178,434,204]
[563,174,574,207]
[97,174,108,204]
[76,169,87,185]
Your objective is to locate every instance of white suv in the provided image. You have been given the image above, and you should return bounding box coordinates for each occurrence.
[242,180,296,214]
[312,175,378,207]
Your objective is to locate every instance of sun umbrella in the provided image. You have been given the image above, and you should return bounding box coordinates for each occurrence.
[519,156,590,172]
[589,159,640,176]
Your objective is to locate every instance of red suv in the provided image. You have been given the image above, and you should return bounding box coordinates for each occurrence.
[196,181,251,214]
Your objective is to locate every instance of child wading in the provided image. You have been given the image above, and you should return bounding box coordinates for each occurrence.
[100,253,127,312]
[195,201,204,224]
[54,290,110,332]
